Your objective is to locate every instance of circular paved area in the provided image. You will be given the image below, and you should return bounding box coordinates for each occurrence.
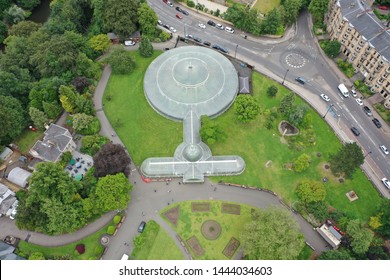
[144,46,239,120]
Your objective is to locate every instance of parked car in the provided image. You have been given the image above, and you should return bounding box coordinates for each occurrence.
[363,106,372,116]
[124,40,135,46]
[380,145,389,155]
[212,44,228,54]
[372,118,382,128]
[355,98,363,106]
[225,26,235,33]
[181,10,189,15]
[157,20,162,26]
[176,14,183,19]
[203,41,211,46]
[378,6,388,10]
[320,94,330,102]
[193,36,202,43]
[169,26,177,33]
[295,77,306,84]
[198,23,206,29]
[185,34,193,39]
[351,127,360,136]
[207,20,216,26]
[138,221,146,233]
[381,178,390,189]
[175,6,182,12]
[163,24,170,30]
[351,89,357,97]
[216,23,224,30]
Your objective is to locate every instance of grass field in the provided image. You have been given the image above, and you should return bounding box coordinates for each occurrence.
[14,129,43,154]
[131,220,184,260]
[103,50,382,223]
[252,0,281,14]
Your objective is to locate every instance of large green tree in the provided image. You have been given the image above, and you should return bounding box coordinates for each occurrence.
[240,207,305,260]
[234,94,260,122]
[261,8,282,35]
[376,200,390,238]
[93,173,132,213]
[16,162,86,235]
[296,179,326,204]
[137,2,158,37]
[102,0,140,39]
[29,107,48,130]
[105,47,136,74]
[309,0,331,24]
[347,219,374,255]
[200,115,226,145]
[0,95,26,145]
[329,142,364,178]
[8,20,41,37]
[93,143,131,178]
[282,0,303,25]
[138,37,153,57]
[318,249,355,260]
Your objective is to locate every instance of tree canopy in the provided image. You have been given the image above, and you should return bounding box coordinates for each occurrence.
[0,95,26,145]
[93,143,131,178]
[105,47,136,74]
[347,219,374,255]
[234,94,260,122]
[296,179,326,204]
[240,207,305,259]
[329,142,364,178]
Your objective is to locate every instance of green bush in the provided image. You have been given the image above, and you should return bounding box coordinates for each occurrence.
[293,153,311,173]
[113,215,121,224]
[107,225,115,235]
[320,40,341,58]
[94,245,104,256]
[81,134,109,156]
[354,80,373,96]
[187,0,195,8]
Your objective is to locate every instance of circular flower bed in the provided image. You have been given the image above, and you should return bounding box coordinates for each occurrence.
[201,220,222,240]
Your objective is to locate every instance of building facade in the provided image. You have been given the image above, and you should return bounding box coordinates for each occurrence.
[326,0,390,107]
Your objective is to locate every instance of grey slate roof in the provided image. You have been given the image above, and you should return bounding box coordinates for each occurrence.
[0,241,24,260]
[338,0,390,61]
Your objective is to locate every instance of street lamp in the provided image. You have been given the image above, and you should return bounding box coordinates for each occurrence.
[364,151,372,158]
[323,104,335,119]
[234,44,238,58]
[281,68,289,85]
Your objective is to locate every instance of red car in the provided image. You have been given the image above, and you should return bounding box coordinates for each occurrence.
[378,6,388,10]
[176,14,183,19]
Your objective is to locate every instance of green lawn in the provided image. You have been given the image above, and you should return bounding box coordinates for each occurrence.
[104,50,382,223]
[17,223,110,260]
[131,220,184,260]
[252,0,281,14]
[14,129,43,155]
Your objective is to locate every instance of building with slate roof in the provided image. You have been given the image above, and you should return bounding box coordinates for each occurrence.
[326,0,390,107]
[30,124,76,162]
[0,241,25,260]
[0,183,17,218]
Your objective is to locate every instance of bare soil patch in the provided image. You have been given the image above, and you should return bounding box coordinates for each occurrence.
[223,237,240,259]
[191,202,210,212]
[187,236,205,257]
[163,206,180,226]
[221,203,241,215]
[201,220,222,240]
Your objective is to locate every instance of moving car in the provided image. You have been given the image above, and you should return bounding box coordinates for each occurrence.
[207,20,216,26]
[381,178,390,189]
[320,94,330,102]
[124,40,135,46]
[198,23,206,29]
[176,14,183,19]
[138,221,146,233]
[350,127,360,136]
[295,77,306,84]
[355,98,363,106]
[372,118,382,128]
[216,23,224,30]
[338,83,349,97]
[363,106,372,116]
[380,145,389,155]
[225,26,235,33]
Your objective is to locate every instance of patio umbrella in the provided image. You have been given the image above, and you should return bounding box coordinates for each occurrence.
[69,158,76,165]
[74,174,83,181]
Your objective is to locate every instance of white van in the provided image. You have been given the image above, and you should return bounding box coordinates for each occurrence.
[338,83,349,97]
[121,254,129,260]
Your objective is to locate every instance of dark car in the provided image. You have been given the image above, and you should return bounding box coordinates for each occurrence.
[372,118,382,128]
[351,127,360,136]
[138,221,146,233]
[212,44,228,54]
[181,10,189,15]
[207,20,216,26]
[295,77,306,85]
[163,24,170,30]
[363,106,372,116]
[175,6,182,12]
[203,41,211,46]
[193,36,202,43]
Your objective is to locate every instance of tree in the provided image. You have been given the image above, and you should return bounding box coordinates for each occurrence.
[0,21,7,43]
[102,0,140,39]
[296,180,326,204]
[240,207,305,259]
[376,200,390,238]
[318,249,355,260]
[29,252,46,260]
[59,85,77,113]
[288,105,309,127]
[105,47,136,74]
[309,0,331,24]
[0,95,26,145]
[29,77,65,112]
[322,40,341,58]
[267,85,278,98]
[261,8,282,35]
[234,94,260,122]
[29,107,48,130]
[137,3,158,37]
[200,115,226,145]
[71,76,91,94]
[138,37,154,57]
[81,134,109,156]
[0,66,32,106]
[93,173,132,213]
[42,101,62,119]
[93,143,131,178]
[347,219,374,255]
[72,113,100,135]
[329,142,364,178]
[8,20,41,37]
[281,0,303,25]
[293,153,311,173]
[16,162,86,235]
[279,92,295,117]
[4,5,26,25]
[306,201,328,221]
[88,34,111,54]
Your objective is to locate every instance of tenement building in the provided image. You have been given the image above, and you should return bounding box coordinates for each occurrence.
[326,0,390,107]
